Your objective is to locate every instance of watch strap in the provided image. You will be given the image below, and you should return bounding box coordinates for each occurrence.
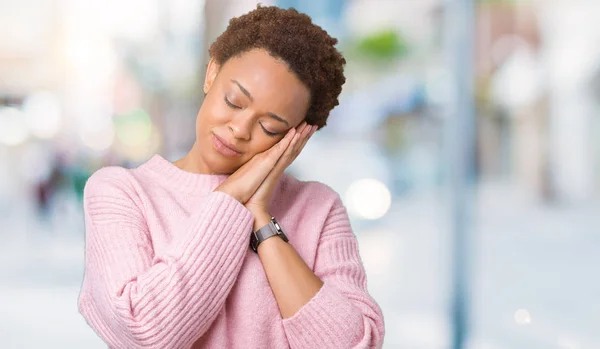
[250,217,288,252]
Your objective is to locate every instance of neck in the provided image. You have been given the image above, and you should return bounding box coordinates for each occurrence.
[142,153,231,195]
[174,142,213,175]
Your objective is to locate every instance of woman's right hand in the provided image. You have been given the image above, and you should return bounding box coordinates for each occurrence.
[213,127,297,204]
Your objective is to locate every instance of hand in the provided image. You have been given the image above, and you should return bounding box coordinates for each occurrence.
[213,126,297,204]
[245,122,317,216]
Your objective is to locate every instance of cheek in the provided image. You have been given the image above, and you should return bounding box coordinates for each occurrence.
[236,138,276,163]
[199,94,232,127]
[252,137,279,154]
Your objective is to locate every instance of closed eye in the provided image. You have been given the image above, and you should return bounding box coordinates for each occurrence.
[260,122,279,137]
[224,96,241,109]
[225,95,279,137]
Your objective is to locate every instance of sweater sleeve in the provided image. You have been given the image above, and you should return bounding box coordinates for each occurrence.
[77,168,254,349]
[281,194,385,349]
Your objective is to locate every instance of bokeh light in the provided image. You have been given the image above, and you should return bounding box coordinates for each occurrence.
[79,113,115,152]
[22,92,63,139]
[114,109,153,148]
[115,126,162,162]
[345,178,392,220]
[0,107,29,146]
[514,309,532,325]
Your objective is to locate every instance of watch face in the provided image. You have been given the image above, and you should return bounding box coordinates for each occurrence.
[272,220,289,243]
[250,217,289,253]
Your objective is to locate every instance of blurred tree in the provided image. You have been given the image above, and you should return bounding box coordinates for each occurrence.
[355,29,408,61]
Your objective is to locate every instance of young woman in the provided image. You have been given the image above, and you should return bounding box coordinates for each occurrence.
[78,5,385,349]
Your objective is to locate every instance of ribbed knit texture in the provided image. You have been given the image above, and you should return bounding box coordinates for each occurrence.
[78,154,385,349]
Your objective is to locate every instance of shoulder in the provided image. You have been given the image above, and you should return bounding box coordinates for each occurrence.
[83,166,148,225]
[281,172,339,198]
[279,172,344,212]
[83,166,147,214]
[278,174,355,248]
[84,166,138,197]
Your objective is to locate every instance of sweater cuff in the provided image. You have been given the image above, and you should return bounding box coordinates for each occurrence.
[167,190,254,259]
[282,282,364,348]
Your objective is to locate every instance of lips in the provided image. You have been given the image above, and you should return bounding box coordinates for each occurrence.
[212,133,242,158]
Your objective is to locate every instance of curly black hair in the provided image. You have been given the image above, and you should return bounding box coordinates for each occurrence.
[208,5,346,129]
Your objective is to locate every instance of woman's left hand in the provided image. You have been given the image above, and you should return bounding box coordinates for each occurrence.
[245,121,317,217]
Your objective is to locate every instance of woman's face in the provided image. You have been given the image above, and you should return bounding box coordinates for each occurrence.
[195,49,310,174]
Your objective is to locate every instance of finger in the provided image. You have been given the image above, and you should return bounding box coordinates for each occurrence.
[264,132,301,178]
[259,134,300,188]
[266,127,296,159]
[291,122,313,149]
[267,122,309,170]
[261,124,315,190]
[272,128,302,170]
[288,128,303,151]
[295,121,308,131]
[277,122,307,159]
[294,124,317,154]
[293,122,310,143]
[273,125,310,171]
[290,124,310,153]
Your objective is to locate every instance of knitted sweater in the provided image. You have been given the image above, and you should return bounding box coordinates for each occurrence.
[78,154,385,349]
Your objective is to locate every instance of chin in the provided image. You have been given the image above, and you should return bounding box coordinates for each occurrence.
[202,151,240,175]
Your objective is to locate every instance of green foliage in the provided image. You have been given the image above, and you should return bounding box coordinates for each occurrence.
[354,29,408,61]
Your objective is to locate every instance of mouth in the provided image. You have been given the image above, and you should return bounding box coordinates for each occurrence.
[211,133,243,158]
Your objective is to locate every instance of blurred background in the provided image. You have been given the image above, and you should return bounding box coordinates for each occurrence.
[1,0,599,348]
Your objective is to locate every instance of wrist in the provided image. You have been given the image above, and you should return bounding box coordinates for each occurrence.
[214,188,245,204]
[250,210,272,231]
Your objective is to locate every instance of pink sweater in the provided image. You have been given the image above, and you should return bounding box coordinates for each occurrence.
[78,154,385,349]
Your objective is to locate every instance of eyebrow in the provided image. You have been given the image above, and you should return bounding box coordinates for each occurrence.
[231,79,289,126]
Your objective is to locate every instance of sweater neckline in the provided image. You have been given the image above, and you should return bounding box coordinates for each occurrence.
[139,154,230,195]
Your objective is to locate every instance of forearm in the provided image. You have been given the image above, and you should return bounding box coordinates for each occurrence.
[253,210,324,319]
[250,204,385,349]
[81,190,255,348]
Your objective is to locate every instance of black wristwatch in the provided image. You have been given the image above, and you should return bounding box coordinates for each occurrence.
[250,216,289,253]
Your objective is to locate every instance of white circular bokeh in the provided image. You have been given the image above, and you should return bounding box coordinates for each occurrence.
[345,178,392,220]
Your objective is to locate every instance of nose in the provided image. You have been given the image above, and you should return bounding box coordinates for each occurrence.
[228,112,252,141]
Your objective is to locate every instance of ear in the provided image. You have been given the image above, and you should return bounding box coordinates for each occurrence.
[204,58,220,94]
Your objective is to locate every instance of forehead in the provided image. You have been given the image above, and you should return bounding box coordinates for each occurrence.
[219,49,310,124]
